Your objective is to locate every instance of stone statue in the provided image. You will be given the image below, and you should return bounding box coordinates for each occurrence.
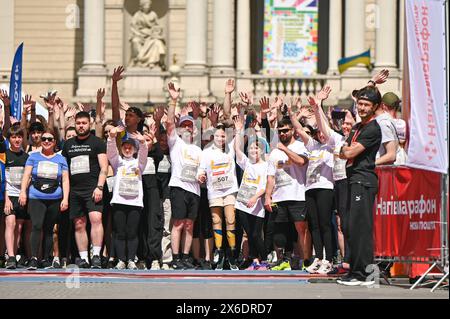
[129,0,166,69]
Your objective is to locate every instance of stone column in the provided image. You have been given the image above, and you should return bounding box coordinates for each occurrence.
[211,0,234,75]
[399,0,405,72]
[180,0,210,99]
[374,0,397,73]
[236,0,251,75]
[344,0,367,74]
[77,0,107,98]
[327,0,342,75]
[82,0,105,68]
[0,0,14,78]
[184,0,208,70]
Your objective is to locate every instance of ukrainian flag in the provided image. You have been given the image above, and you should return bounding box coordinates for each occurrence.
[338,49,371,74]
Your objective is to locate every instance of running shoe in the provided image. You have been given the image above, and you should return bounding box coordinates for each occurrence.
[91,255,102,269]
[161,263,171,270]
[107,258,116,269]
[52,258,61,269]
[337,274,362,286]
[228,260,239,271]
[150,260,161,270]
[137,260,148,270]
[5,256,16,270]
[271,260,291,271]
[78,258,90,269]
[127,260,138,270]
[317,260,333,275]
[305,258,322,274]
[27,258,38,271]
[200,259,212,270]
[245,262,260,270]
[171,258,185,270]
[115,260,126,270]
[182,256,196,270]
[257,262,270,271]
[41,259,52,269]
[215,250,225,271]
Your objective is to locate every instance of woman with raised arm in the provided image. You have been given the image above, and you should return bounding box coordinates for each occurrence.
[107,126,148,270]
[288,86,343,274]
[233,114,270,270]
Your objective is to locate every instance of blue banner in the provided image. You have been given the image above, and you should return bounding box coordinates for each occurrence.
[9,43,24,121]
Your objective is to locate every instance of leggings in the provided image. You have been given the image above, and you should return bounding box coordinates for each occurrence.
[306,189,334,262]
[237,210,266,261]
[28,199,61,259]
[112,204,141,262]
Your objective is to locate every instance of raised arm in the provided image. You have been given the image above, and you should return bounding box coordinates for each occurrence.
[1,89,11,136]
[166,82,180,137]
[96,88,106,138]
[111,66,125,123]
[223,79,235,121]
[233,113,245,163]
[289,97,310,145]
[129,131,149,173]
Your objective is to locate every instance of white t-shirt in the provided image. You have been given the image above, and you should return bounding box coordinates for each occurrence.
[157,155,171,173]
[333,134,347,182]
[376,113,398,159]
[107,138,148,208]
[305,131,342,190]
[267,140,310,202]
[142,157,156,175]
[235,154,268,218]
[168,131,202,197]
[199,139,239,200]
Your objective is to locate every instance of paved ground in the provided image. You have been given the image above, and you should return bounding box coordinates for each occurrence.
[0,269,447,299]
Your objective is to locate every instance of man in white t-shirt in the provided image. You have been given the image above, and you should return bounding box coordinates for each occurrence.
[374,93,399,165]
[166,82,203,270]
[264,117,310,270]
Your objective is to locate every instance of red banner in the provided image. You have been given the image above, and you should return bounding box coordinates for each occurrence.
[374,166,441,258]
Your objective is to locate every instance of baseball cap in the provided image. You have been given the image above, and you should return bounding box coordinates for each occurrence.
[355,86,382,105]
[382,92,401,109]
[122,138,138,149]
[179,115,194,126]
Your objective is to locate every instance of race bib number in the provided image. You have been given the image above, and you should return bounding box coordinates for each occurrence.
[236,184,258,205]
[118,177,140,197]
[275,169,292,188]
[70,155,90,175]
[333,159,347,181]
[158,156,171,173]
[212,174,234,191]
[307,162,322,185]
[143,157,156,175]
[8,167,24,186]
[106,176,115,193]
[180,164,198,182]
[37,161,59,180]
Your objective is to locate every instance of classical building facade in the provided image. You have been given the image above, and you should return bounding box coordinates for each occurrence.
[0,0,404,108]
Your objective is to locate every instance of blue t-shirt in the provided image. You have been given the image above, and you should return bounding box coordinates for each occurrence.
[25,152,68,200]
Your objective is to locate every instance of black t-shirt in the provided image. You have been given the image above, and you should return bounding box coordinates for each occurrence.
[6,149,29,167]
[345,119,382,187]
[142,143,164,189]
[62,134,106,192]
[5,149,29,196]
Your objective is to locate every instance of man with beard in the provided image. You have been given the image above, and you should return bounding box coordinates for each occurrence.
[62,111,108,268]
[165,82,202,270]
[264,117,310,270]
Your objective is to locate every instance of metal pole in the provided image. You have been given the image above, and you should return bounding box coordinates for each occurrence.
[431,272,449,292]
[410,262,437,290]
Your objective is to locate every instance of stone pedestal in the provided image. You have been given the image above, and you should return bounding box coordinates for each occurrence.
[76,67,108,101]
[122,68,170,103]
[179,69,210,101]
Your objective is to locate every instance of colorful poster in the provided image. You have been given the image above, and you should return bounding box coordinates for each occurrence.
[263,0,318,75]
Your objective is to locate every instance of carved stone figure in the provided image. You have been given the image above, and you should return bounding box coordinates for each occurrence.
[129,0,166,69]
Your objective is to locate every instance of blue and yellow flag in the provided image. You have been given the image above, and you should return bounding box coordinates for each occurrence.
[338,49,371,74]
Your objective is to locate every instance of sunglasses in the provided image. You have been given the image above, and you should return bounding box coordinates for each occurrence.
[41,137,55,142]
[305,131,312,136]
[277,128,291,134]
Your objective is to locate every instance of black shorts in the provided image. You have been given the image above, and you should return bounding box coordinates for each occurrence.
[170,187,200,221]
[273,201,307,223]
[193,187,213,239]
[7,197,30,220]
[69,190,103,220]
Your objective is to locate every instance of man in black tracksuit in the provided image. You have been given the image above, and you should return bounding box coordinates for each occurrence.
[337,86,382,286]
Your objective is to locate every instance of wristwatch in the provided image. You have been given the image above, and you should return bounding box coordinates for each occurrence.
[97,185,104,191]
[368,80,376,85]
